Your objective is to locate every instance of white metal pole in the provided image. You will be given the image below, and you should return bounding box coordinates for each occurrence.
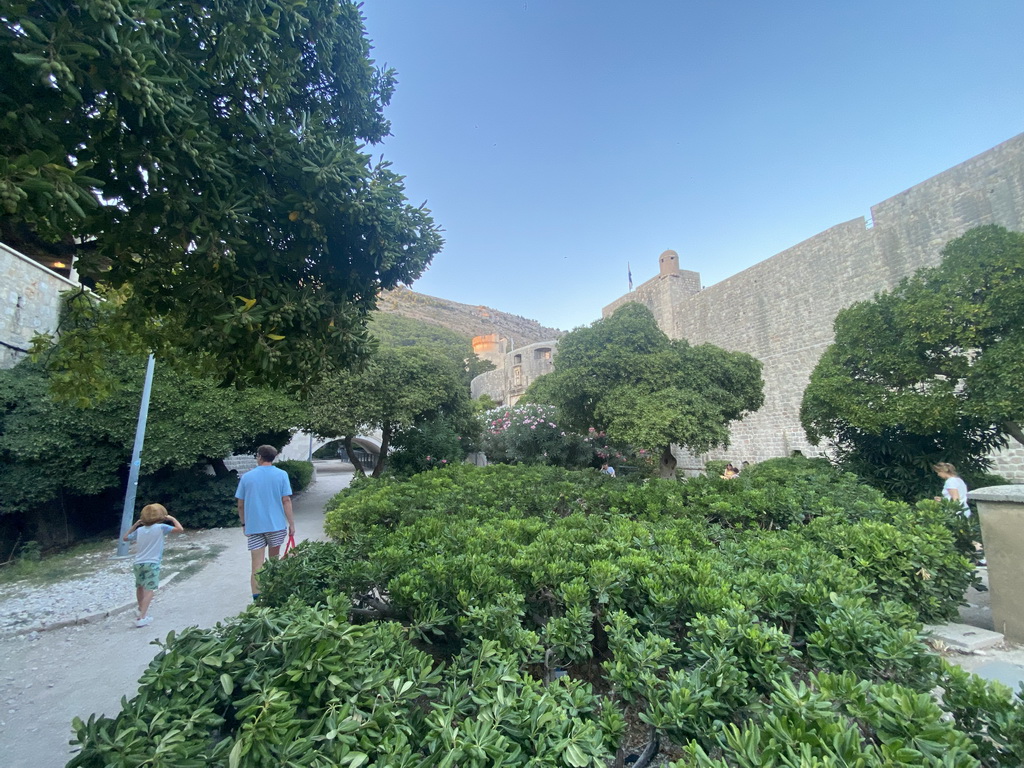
[116,353,156,557]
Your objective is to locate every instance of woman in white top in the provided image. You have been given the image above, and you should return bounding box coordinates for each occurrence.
[933,462,970,517]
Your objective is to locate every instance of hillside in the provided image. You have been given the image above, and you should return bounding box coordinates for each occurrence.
[377,287,564,347]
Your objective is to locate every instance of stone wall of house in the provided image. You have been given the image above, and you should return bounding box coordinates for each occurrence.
[603,133,1024,480]
[0,242,79,369]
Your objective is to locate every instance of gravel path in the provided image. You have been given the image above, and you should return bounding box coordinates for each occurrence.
[0,463,353,768]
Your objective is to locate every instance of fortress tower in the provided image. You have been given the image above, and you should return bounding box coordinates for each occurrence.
[604,249,702,337]
[659,249,680,275]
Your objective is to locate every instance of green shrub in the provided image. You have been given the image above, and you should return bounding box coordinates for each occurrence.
[79,463,1024,765]
[275,459,314,492]
[387,415,467,478]
[804,507,975,623]
[136,469,238,528]
[69,598,618,768]
[479,403,594,468]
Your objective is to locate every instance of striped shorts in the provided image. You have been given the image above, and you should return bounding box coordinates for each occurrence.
[246,529,288,551]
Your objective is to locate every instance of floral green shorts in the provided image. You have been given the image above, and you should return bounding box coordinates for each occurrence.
[134,562,161,591]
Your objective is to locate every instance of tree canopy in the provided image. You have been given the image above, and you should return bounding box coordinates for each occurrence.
[0,0,442,389]
[368,312,495,386]
[525,304,764,477]
[0,354,300,517]
[300,345,471,477]
[801,225,1024,500]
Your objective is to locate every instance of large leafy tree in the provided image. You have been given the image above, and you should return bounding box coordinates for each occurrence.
[801,225,1024,500]
[0,355,300,517]
[300,345,471,478]
[525,304,764,478]
[0,0,441,389]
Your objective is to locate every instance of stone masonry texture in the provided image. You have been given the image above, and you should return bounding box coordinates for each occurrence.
[603,133,1024,481]
[0,242,79,369]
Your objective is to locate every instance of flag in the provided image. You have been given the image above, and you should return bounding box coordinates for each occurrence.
[628,262,633,291]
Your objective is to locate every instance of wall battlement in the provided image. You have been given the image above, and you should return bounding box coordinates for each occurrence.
[604,133,1024,479]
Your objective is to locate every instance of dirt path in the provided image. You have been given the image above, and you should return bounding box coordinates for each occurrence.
[0,463,353,768]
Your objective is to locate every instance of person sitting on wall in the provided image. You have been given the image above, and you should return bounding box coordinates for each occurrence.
[722,463,739,479]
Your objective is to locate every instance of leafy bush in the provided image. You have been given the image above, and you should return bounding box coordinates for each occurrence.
[135,469,238,528]
[69,598,618,767]
[76,462,1024,766]
[479,403,594,468]
[387,415,467,478]
[274,460,314,492]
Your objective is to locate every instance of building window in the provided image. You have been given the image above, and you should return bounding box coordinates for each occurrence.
[513,354,522,365]
[534,347,552,361]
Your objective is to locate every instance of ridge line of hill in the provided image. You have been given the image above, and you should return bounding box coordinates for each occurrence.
[378,286,564,348]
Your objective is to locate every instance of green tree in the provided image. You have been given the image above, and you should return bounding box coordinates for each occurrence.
[368,312,495,386]
[801,225,1024,500]
[0,355,299,517]
[300,345,470,477]
[1,0,442,390]
[525,304,764,478]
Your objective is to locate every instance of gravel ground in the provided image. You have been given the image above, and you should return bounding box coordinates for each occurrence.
[0,535,221,637]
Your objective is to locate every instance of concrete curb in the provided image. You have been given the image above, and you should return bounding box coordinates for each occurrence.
[0,571,180,640]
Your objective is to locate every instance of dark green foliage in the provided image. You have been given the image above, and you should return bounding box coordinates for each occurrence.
[819,423,1000,503]
[71,463,1024,766]
[939,663,1024,764]
[274,460,314,493]
[257,541,359,608]
[804,505,976,622]
[2,0,442,391]
[802,225,1024,501]
[69,598,617,767]
[0,354,296,522]
[136,470,238,529]
[299,344,472,477]
[677,456,894,530]
[387,415,469,478]
[526,303,763,477]
[683,671,985,767]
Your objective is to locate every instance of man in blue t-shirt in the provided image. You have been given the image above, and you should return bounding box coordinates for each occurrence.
[235,445,295,598]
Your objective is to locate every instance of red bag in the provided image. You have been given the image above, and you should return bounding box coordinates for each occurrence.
[282,534,297,558]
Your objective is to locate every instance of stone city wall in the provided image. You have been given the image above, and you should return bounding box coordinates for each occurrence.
[0,242,80,369]
[605,133,1024,480]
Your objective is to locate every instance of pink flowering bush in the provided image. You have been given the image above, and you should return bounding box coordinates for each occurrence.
[479,404,594,468]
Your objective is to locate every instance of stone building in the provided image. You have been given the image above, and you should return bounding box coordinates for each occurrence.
[0,241,81,369]
[470,338,558,406]
[601,133,1024,480]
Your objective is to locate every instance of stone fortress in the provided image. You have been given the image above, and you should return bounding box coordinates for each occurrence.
[475,133,1024,480]
[470,335,557,406]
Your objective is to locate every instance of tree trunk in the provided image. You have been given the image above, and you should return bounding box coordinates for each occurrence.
[658,445,677,479]
[343,435,365,477]
[1005,420,1024,447]
[371,424,392,478]
[208,457,230,478]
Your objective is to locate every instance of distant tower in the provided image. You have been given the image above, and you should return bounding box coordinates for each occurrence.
[472,333,507,369]
[659,249,680,276]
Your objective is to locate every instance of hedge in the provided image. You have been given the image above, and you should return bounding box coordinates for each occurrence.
[69,459,1024,767]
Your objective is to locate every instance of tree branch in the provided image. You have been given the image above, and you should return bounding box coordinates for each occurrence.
[1003,420,1024,447]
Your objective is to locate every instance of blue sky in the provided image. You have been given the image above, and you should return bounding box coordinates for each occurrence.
[360,1,1024,331]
